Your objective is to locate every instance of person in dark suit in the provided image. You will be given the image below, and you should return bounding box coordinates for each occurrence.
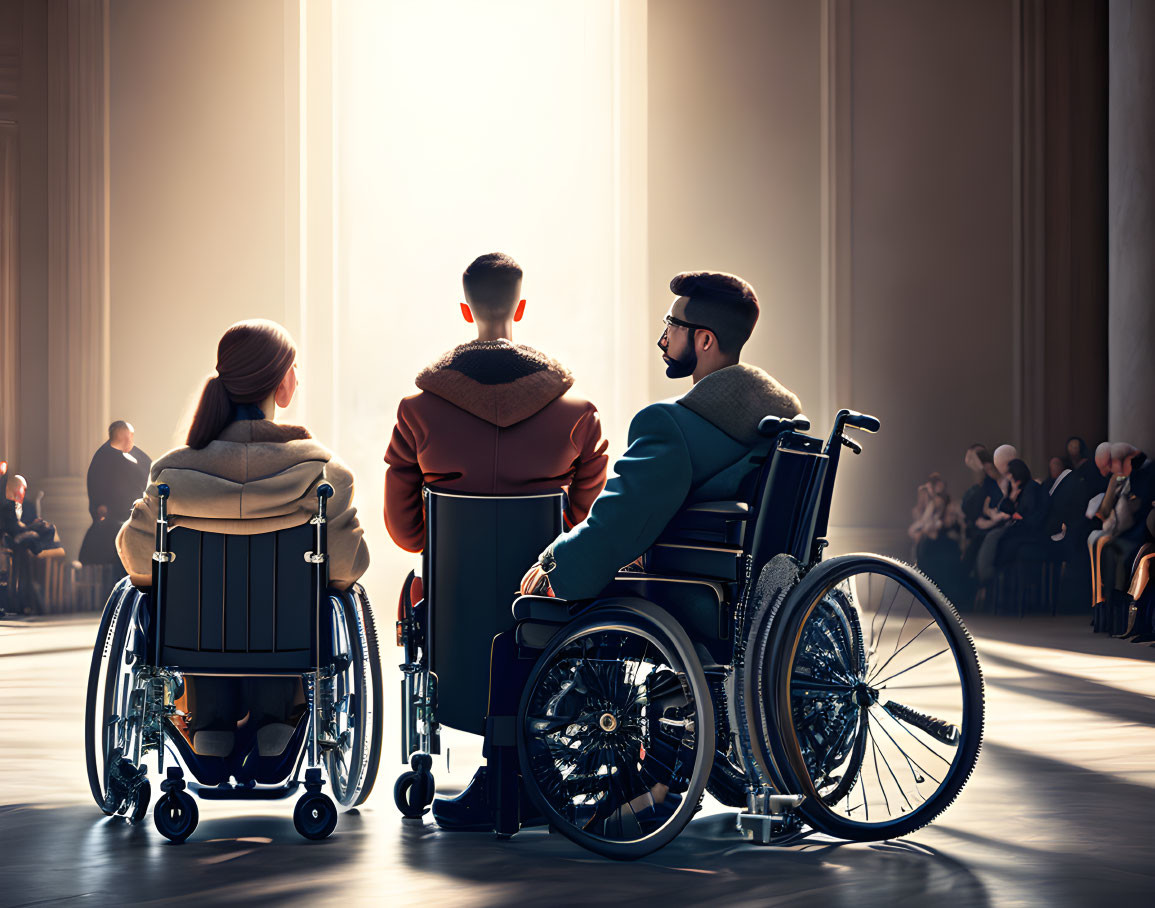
[993,459,1051,569]
[79,421,151,566]
[1069,436,1108,499]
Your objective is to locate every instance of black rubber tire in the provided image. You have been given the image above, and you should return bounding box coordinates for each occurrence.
[517,602,714,861]
[84,580,138,814]
[294,792,339,840]
[393,769,435,819]
[154,791,199,844]
[755,554,984,841]
[325,586,384,808]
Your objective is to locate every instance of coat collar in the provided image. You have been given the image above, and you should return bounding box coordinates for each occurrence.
[216,419,312,444]
[676,363,802,445]
[415,340,575,427]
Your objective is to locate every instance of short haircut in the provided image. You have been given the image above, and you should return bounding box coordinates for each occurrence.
[463,253,523,319]
[108,420,131,441]
[670,271,759,355]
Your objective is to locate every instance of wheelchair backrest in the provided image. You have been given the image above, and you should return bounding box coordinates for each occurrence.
[424,486,565,734]
[746,430,830,574]
[158,522,319,673]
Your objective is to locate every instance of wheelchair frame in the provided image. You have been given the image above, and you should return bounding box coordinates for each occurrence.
[394,408,983,859]
[86,483,382,842]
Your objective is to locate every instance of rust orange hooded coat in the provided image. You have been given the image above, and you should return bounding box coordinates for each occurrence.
[384,340,609,553]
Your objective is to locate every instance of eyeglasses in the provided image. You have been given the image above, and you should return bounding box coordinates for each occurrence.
[664,314,711,332]
[659,314,712,347]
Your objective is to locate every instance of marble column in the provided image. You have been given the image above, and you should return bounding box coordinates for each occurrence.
[1108,0,1155,454]
[40,0,110,560]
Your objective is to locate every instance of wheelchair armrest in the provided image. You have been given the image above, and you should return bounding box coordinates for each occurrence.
[512,594,580,624]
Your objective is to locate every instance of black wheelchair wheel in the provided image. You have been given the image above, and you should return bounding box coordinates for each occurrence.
[393,753,435,819]
[294,791,339,840]
[85,579,148,816]
[754,555,984,841]
[323,587,384,808]
[154,791,198,844]
[517,603,714,861]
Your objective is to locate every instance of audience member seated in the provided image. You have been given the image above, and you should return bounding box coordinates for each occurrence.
[117,319,369,769]
[1069,436,1108,498]
[79,420,151,569]
[1,472,62,612]
[1046,452,1089,549]
[992,458,1051,570]
[1116,511,1155,641]
[911,489,966,603]
[975,444,1019,586]
[1090,444,1155,632]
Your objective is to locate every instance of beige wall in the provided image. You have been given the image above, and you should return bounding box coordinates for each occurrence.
[842,0,1016,534]
[648,0,1062,549]
[648,0,824,426]
[109,0,294,460]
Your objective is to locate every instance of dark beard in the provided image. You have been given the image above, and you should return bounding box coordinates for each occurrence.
[663,346,697,379]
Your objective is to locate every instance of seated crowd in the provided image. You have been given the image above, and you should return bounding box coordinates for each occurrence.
[909,437,1155,637]
[0,421,152,615]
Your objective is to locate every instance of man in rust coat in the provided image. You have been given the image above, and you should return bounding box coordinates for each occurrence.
[384,253,609,554]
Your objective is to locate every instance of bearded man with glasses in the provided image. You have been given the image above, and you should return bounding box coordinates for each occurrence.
[521,270,801,599]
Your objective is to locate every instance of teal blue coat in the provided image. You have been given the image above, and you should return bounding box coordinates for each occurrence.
[543,364,801,600]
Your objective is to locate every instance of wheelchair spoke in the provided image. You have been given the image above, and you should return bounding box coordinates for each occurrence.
[872,648,950,689]
[865,620,936,686]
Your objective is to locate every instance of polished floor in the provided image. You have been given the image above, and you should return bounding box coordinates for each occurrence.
[2,611,1154,907]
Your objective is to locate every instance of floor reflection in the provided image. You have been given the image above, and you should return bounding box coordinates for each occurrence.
[2,615,1155,906]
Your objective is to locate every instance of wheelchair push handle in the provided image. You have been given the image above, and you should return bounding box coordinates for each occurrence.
[758,413,812,438]
[315,482,334,519]
[836,409,881,435]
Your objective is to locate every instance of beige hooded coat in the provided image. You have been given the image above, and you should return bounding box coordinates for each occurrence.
[116,420,369,588]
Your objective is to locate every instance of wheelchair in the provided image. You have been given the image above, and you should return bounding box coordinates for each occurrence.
[395,409,985,860]
[84,484,384,843]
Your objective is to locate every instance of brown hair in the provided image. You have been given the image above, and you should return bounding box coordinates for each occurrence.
[186,319,297,450]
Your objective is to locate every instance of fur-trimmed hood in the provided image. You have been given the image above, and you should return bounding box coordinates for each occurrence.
[677,363,802,445]
[415,339,575,427]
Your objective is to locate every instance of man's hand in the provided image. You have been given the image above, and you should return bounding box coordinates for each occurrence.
[520,562,555,597]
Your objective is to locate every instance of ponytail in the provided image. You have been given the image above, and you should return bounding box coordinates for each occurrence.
[186,375,233,450]
[184,319,298,450]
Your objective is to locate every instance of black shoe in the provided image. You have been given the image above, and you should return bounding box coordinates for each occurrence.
[432,768,492,832]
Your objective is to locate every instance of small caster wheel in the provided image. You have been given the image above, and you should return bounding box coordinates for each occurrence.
[129,778,152,824]
[154,791,198,843]
[294,791,338,840]
[393,759,435,819]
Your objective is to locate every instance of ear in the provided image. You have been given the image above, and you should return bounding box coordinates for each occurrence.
[460,302,474,324]
[513,299,526,322]
[274,368,295,408]
[697,329,716,353]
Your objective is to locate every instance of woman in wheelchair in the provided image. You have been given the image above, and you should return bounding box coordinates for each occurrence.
[89,319,377,841]
[116,319,369,767]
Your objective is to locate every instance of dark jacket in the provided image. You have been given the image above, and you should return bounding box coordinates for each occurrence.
[86,442,151,524]
[998,479,1049,536]
[384,340,609,553]
[543,363,802,600]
